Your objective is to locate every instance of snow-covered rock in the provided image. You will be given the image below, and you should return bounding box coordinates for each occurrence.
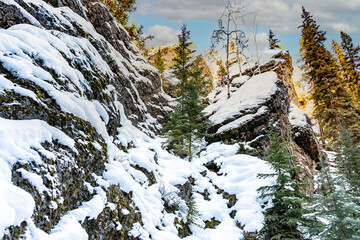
[204,69,322,193]
[205,71,290,151]
[290,104,322,163]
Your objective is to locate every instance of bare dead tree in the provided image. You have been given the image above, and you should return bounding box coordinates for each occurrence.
[211,0,248,99]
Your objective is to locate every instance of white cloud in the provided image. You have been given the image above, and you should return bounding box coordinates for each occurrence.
[136,0,360,34]
[248,32,269,51]
[145,25,181,48]
[327,22,359,34]
[137,0,226,22]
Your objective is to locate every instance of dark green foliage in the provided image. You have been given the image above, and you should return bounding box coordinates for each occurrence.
[153,48,165,73]
[306,158,360,239]
[338,32,360,108]
[162,25,211,160]
[268,29,280,50]
[172,25,196,96]
[186,196,200,225]
[341,31,360,70]
[257,127,308,240]
[335,127,360,194]
[299,7,360,143]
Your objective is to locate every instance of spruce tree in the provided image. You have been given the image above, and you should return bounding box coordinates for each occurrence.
[332,41,360,138]
[268,29,280,50]
[307,158,360,239]
[299,7,360,143]
[172,25,196,110]
[335,127,360,193]
[162,25,210,160]
[339,32,360,106]
[341,32,360,70]
[257,127,308,240]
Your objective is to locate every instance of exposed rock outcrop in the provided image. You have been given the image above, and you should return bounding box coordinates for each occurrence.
[0,0,170,238]
[204,69,322,188]
[205,72,291,151]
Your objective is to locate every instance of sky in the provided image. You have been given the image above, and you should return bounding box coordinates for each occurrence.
[130,0,360,64]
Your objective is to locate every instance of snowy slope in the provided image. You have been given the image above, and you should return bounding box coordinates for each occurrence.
[0,0,276,239]
[0,117,274,239]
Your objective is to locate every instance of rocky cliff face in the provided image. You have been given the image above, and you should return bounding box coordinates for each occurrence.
[204,56,322,188]
[0,0,171,238]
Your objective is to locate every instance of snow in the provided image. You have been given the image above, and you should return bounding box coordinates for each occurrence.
[205,71,280,126]
[289,103,309,128]
[17,169,47,194]
[162,70,181,85]
[0,178,35,235]
[0,118,74,166]
[217,106,269,134]
[50,217,88,240]
[231,75,250,86]
[0,75,43,104]
[195,143,275,233]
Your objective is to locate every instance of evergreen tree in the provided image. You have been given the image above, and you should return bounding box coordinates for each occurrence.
[153,48,165,73]
[335,127,360,193]
[268,29,280,50]
[299,7,360,142]
[257,127,308,240]
[333,40,357,98]
[338,32,360,106]
[332,40,360,137]
[341,31,360,70]
[162,25,210,160]
[307,158,360,239]
[172,25,196,110]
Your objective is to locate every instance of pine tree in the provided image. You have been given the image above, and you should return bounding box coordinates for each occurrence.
[341,32,360,70]
[333,40,357,97]
[299,7,360,143]
[332,41,360,138]
[338,32,360,106]
[335,127,360,193]
[257,127,308,240]
[162,25,210,160]
[172,25,196,110]
[153,48,165,73]
[268,29,280,50]
[186,196,200,225]
[307,158,360,239]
